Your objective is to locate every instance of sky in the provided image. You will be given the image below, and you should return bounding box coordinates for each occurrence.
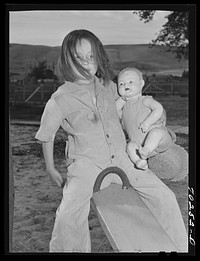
[9,10,170,46]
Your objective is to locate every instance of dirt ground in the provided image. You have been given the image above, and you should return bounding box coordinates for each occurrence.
[10,122,189,253]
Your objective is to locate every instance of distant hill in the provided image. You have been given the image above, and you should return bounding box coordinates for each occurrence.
[9,44,61,76]
[9,43,188,77]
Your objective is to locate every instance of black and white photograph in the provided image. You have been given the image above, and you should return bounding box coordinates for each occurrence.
[6,4,196,255]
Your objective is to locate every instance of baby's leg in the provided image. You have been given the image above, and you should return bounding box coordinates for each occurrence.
[127,141,148,170]
[140,127,166,159]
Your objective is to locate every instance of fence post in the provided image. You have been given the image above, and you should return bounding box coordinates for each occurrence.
[22,81,26,101]
[9,116,14,252]
[41,83,44,105]
[170,82,174,95]
[53,82,56,92]
[24,85,41,103]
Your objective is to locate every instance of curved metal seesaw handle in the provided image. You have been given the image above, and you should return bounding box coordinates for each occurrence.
[93,166,132,193]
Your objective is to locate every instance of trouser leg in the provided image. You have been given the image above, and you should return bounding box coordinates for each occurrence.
[49,154,188,252]
[49,159,109,252]
[112,155,188,252]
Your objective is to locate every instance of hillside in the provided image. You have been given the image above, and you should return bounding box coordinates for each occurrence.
[9,43,188,77]
[9,44,61,75]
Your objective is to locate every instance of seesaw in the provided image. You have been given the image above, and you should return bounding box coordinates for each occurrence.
[91,167,178,253]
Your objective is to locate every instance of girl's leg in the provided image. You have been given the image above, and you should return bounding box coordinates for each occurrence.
[127,141,148,170]
[129,170,188,252]
[49,159,107,252]
[114,155,188,252]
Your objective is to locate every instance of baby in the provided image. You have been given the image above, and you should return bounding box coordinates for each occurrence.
[116,67,176,170]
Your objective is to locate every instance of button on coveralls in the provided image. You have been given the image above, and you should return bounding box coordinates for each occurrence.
[35,77,188,252]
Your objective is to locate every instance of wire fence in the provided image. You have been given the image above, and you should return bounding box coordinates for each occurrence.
[9,79,188,106]
[143,80,188,96]
[9,80,59,105]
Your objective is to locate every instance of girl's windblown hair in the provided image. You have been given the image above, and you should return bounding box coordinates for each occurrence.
[56,29,114,85]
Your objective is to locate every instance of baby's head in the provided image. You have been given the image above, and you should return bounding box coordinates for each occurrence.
[117,67,145,99]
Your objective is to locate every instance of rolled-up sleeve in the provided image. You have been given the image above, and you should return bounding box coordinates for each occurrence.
[35,98,64,142]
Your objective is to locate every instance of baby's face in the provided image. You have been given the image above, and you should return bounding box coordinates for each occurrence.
[118,70,144,98]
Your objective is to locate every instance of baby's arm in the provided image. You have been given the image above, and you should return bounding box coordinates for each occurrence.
[139,97,163,133]
[115,97,127,118]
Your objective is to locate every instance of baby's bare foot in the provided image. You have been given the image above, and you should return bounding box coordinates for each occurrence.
[136,159,148,170]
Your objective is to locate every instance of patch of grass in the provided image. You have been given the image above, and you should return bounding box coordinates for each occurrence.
[10,104,44,121]
[155,95,188,126]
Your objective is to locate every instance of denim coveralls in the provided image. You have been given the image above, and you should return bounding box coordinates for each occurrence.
[35,77,187,252]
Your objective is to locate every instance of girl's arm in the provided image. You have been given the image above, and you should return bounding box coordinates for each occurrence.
[35,98,65,187]
[139,97,163,133]
[42,140,64,187]
[115,97,127,118]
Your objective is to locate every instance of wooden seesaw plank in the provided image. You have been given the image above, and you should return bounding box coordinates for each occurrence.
[91,181,178,253]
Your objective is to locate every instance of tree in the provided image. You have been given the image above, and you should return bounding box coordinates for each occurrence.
[28,60,47,81]
[133,10,189,60]
[44,69,55,79]
[27,60,57,82]
[182,70,189,78]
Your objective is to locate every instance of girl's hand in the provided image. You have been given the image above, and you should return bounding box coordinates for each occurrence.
[46,167,64,188]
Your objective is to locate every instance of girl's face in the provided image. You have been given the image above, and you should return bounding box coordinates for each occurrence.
[73,39,98,83]
[118,70,144,98]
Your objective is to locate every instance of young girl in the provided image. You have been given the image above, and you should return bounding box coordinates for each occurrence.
[116,67,176,170]
[35,29,187,252]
